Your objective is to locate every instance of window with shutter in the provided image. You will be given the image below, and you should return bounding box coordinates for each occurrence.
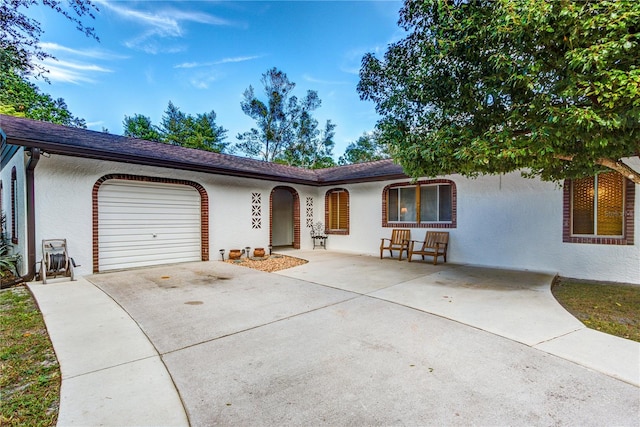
[325,189,349,235]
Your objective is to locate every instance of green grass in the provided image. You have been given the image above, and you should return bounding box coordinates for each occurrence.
[0,286,60,427]
[552,278,640,343]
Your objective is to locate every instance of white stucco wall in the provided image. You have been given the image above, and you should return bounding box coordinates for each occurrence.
[21,153,640,284]
[31,155,320,276]
[319,171,639,284]
[1,147,28,276]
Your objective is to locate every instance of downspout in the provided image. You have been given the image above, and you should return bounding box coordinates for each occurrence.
[1,147,40,288]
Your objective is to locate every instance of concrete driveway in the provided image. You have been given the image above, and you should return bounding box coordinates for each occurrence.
[76,250,639,426]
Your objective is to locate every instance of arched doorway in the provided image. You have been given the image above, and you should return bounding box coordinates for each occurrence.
[270,186,300,249]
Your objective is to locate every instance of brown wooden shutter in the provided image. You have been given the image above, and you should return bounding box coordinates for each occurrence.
[328,190,348,231]
[338,191,348,230]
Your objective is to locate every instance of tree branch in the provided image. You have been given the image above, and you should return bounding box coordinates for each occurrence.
[555,155,640,184]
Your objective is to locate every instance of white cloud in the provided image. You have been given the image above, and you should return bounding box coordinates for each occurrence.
[39,42,128,60]
[302,74,348,85]
[174,55,263,69]
[86,121,105,128]
[95,0,237,53]
[37,57,112,84]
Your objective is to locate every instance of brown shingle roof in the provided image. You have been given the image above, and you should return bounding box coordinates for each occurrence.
[0,114,407,185]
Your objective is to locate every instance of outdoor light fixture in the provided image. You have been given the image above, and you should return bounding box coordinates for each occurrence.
[245,246,251,258]
[268,245,273,255]
[219,249,225,261]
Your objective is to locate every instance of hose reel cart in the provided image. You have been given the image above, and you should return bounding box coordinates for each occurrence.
[39,239,77,284]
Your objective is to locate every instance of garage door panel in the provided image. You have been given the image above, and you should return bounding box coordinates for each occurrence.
[99,236,201,249]
[100,244,201,260]
[100,215,200,225]
[99,229,201,240]
[99,236,201,248]
[98,180,202,272]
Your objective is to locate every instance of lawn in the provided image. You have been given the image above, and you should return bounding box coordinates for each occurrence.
[0,286,60,427]
[552,278,640,343]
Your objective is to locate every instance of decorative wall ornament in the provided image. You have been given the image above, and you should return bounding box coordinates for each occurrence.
[306,197,314,228]
[252,192,262,229]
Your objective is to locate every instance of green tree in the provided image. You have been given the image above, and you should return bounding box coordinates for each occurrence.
[123,114,161,141]
[181,111,229,153]
[282,118,336,169]
[235,67,335,167]
[129,102,229,152]
[0,67,85,127]
[358,0,640,184]
[1,0,98,76]
[338,132,390,165]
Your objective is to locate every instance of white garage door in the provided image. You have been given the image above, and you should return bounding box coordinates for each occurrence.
[98,180,202,271]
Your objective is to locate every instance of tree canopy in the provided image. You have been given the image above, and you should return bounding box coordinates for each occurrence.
[0,67,85,127]
[123,102,229,153]
[1,0,98,76]
[338,132,390,165]
[123,114,161,142]
[358,0,640,184]
[235,67,336,168]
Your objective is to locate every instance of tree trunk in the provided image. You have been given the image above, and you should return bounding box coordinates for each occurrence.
[555,155,640,185]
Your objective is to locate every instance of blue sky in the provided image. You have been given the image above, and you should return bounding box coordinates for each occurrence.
[30,1,405,158]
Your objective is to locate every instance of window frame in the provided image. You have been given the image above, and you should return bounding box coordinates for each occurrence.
[382,180,457,229]
[563,173,635,245]
[11,167,18,244]
[325,188,349,235]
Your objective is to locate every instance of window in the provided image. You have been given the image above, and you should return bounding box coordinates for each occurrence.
[0,180,3,236]
[383,180,456,228]
[11,167,17,244]
[325,189,349,234]
[564,172,634,245]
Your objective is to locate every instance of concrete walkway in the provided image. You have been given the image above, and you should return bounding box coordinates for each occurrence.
[28,277,189,426]
[28,251,639,426]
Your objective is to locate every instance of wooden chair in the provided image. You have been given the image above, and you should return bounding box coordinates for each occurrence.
[380,229,411,260]
[408,231,449,265]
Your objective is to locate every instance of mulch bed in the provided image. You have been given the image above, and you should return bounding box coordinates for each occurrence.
[223,254,308,273]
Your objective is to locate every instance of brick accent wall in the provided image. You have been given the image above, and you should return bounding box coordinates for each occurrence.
[269,186,300,249]
[562,177,635,245]
[381,179,457,229]
[92,174,209,273]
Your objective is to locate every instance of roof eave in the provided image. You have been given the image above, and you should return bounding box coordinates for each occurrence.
[7,136,321,186]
